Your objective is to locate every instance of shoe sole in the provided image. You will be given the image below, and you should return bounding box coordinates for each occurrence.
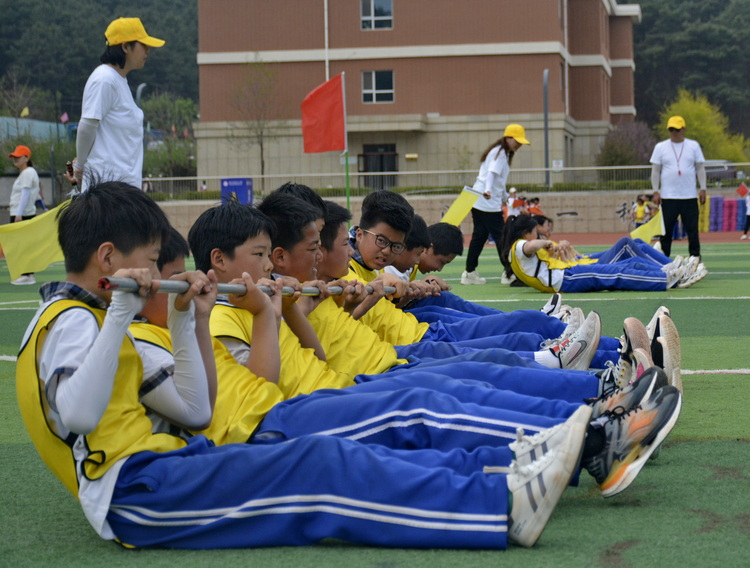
[601,390,682,498]
[646,307,671,342]
[623,317,651,356]
[657,316,682,392]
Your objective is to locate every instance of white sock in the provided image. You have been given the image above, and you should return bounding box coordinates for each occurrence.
[534,349,562,369]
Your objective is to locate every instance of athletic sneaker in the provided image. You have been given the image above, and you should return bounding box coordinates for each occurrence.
[652,241,663,252]
[550,311,601,370]
[664,264,687,288]
[11,274,36,285]
[540,293,563,316]
[540,307,585,350]
[506,440,585,546]
[461,270,486,285]
[742,234,748,240]
[651,315,682,392]
[508,405,593,466]
[582,386,682,498]
[678,263,708,288]
[645,306,671,342]
[589,366,667,418]
[501,273,516,285]
[598,347,654,392]
[622,317,651,357]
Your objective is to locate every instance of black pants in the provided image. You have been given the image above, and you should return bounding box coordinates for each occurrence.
[744,216,750,234]
[659,198,700,258]
[465,208,504,272]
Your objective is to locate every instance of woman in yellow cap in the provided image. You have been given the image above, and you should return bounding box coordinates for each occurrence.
[70,18,165,191]
[461,124,530,285]
[8,144,41,285]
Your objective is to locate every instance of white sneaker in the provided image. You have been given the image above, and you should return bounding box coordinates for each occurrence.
[677,263,707,288]
[550,311,601,370]
[506,436,585,547]
[461,270,486,285]
[540,307,585,349]
[645,306,671,342]
[11,274,36,286]
[652,241,663,252]
[540,293,562,316]
[664,265,686,288]
[742,234,748,240]
[652,315,682,392]
[509,405,593,466]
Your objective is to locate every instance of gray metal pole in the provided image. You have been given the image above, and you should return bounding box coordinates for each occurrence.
[543,69,550,190]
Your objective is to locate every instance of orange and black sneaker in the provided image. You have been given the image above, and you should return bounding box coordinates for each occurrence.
[582,385,682,498]
[588,365,667,418]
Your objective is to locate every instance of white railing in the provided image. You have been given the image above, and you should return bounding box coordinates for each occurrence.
[142,163,750,201]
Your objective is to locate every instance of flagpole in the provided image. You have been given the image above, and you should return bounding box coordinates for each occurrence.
[341,72,351,213]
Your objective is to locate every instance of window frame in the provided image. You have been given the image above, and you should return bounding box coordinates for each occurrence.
[360,0,393,31]
[361,70,395,104]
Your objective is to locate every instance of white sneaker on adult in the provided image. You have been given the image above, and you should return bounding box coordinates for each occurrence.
[741,234,748,240]
[11,274,36,285]
[461,270,486,285]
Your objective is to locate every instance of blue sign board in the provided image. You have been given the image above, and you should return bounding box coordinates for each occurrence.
[220,178,253,204]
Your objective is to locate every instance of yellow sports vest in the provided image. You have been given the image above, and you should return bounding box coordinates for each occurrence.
[210,303,354,400]
[130,322,284,445]
[16,300,185,497]
[308,297,407,376]
[347,262,430,345]
[509,240,597,293]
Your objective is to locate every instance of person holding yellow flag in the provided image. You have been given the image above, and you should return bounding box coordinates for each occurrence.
[461,124,530,285]
[8,145,41,285]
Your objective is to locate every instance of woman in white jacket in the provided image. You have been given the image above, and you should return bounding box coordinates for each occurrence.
[8,144,40,285]
[461,124,530,285]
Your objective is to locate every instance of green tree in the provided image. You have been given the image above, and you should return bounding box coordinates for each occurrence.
[141,93,198,177]
[658,90,748,162]
[635,0,750,135]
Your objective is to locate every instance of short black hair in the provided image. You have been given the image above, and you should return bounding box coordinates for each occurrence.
[57,180,170,274]
[256,192,320,251]
[100,41,138,68]
[158,226,190,271]
[359,190,413,234]
[320,201,352,251]
[274,182,326,219]
[404,214,430,250]
[188,202,276,273]
[428,222,463,256]
[533,215,553,227]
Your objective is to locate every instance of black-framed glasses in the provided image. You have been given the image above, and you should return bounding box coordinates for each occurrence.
[361,228,406,255]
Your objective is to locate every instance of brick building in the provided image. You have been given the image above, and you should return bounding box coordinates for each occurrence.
[196,0,641,184]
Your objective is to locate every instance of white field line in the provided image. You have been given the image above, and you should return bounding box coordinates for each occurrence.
[467,296,750,304]
[0,300,41,306]
[1,355,18,361]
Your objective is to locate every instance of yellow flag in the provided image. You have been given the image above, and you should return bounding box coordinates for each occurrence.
[0,201,69,280]
[630,207,665,242]
[441,186,480,226]
[20,106,30,118]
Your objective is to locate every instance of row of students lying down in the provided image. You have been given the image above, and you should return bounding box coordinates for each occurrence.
[18,181,682,551]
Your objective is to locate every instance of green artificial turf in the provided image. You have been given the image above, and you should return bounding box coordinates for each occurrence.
[0,241,748,567]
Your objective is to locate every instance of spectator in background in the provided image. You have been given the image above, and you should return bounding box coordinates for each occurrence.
[462,125,530,285]
[527,197,544,216]
[650,116,707,259]
[8,145,41,285]
[742,192,750,240]
[70,18,165,190]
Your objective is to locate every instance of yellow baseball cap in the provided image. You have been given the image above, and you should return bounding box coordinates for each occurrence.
[504,124,531,145]
[105,18,165,47]
[667,116,686,130]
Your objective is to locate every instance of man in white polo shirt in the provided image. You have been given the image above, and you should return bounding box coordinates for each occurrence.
[650,116,707,259]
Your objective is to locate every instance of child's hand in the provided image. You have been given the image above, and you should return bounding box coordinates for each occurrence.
[331,279,368,312]
[375,273,408,299]
[274,275,302,311]
[170,269,217,316]
[110,266,160,314]
[228,272,274,317]
[256,277,283,320]
[296,279,330,316]
[423,275,450,292]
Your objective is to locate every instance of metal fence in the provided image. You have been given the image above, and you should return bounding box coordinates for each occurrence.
[143,163,750,201]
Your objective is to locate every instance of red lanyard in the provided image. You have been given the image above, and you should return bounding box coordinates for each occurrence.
[670,142,684,176]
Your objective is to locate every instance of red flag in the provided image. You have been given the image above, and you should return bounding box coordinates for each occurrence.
[301,74,346,153]
[737,182,748,197]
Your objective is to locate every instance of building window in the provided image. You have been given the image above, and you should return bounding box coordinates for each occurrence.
[361,0,393,30]
[362,70,394,103]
